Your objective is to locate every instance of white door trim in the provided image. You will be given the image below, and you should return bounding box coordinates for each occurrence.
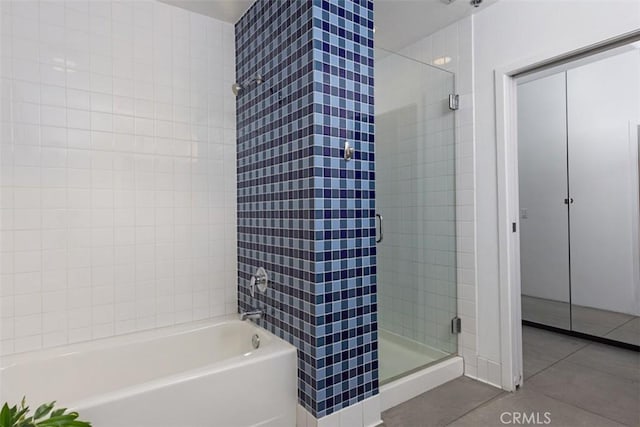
[494,67,522,391]
[493,29,640,392]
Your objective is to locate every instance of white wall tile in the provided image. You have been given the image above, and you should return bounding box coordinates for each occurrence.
[1,0,237,355]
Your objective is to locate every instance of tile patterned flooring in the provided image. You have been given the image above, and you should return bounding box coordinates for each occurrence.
[381,326,640,427]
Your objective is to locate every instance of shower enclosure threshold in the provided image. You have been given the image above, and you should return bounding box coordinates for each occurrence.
[379,329,451,384]
[379,355,463,411]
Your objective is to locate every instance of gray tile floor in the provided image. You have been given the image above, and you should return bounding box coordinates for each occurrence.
[381,326,640,427]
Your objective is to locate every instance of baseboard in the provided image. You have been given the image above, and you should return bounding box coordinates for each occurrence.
[296,394,382,427]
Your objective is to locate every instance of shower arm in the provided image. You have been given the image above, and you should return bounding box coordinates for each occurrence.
[231,74,264,96]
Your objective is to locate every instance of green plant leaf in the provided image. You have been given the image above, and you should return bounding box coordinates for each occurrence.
[33,403,54,421]
[14,406,30,423]
[0,403,12,427]
[1,400,91,427]
[37,413,91,427]
[15,398,30,423]
[48,409,64,418]
[35,414,75,424]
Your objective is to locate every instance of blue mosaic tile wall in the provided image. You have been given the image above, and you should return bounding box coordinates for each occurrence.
[236,0,376,417]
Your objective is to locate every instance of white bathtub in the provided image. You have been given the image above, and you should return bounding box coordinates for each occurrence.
[0,316,297,427]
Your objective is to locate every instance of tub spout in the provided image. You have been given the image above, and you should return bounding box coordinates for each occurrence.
[241,309,263,321]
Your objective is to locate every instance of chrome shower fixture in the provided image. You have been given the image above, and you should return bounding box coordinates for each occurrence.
[470,0,482,7]
[231,82,243,96]
[231,74,264,96]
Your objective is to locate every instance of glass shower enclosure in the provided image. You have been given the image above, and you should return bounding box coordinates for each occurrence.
[375,48,458,384]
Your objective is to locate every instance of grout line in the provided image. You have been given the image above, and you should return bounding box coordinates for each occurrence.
[441,330,588,425]
[603,315,638,338]
[596,315,633,337]
[443,388,508,426]
[533,340,640,386]
[441,336,627,427]
[523,332,589,382]
[524,381,633,427]
[549,397,629,427]
[520,331,636,426]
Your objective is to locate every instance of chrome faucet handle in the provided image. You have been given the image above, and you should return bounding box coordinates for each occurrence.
[249,267,269,297]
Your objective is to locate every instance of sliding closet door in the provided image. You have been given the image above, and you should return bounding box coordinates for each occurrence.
[518,73,571,329]
[567,49,640,338]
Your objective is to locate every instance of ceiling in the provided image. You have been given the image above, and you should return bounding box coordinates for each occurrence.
[374,0,496,52]
[159,0,254,24]
[160,0,497,52]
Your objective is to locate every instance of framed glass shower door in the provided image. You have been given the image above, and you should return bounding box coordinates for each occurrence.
[375,48,458,384]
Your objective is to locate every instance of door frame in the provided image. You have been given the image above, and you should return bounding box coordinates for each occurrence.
[493,30,640,391]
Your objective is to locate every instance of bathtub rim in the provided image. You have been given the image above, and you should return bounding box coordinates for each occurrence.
[1,314,298,426]
[67,333,297,413]
[0,314,286,370]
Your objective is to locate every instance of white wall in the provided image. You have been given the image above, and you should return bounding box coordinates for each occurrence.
[0,0,238,356]
[473,0,640,380]
[376,16,478,376]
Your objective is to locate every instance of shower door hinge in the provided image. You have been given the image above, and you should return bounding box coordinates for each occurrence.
[451,316,462,334]
[448,94,459,111]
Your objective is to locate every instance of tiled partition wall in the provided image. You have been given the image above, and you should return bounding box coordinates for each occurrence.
[0,0,237,355]
[236,0,376,418]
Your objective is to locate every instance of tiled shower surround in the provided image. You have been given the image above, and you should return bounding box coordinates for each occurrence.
[0,0,238,355]
[236,0,376,418]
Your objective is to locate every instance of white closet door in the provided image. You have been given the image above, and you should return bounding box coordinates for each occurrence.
[567,49,640,317]
[518,73,571,328]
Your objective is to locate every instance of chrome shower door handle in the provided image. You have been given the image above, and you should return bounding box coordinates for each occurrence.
[376,213,383,243]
